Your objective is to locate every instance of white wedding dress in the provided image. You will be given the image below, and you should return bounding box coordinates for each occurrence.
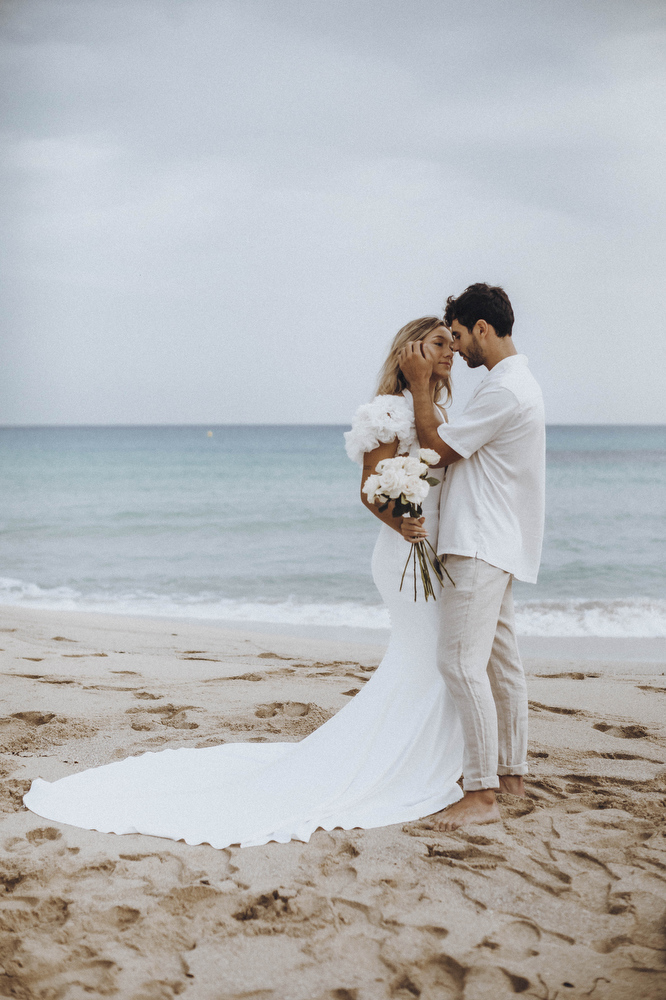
[24,392,464,849]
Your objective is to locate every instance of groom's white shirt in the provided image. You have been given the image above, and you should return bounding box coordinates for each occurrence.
[436,354,545,584]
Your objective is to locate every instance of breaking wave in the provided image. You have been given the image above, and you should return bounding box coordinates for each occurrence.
[1,578,665,637]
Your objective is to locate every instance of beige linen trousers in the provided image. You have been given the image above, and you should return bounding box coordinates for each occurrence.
[437,554,528,791]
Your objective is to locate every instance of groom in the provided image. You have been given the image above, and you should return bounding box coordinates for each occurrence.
[399,283,545,830]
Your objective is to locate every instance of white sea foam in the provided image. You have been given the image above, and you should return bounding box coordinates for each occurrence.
[1,577,666,637]
[0,577,390,629]
[514,598,666,638]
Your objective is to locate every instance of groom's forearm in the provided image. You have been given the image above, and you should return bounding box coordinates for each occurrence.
[410,383,462,467]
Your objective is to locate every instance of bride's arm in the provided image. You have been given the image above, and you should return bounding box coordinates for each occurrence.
[361,440,427,542]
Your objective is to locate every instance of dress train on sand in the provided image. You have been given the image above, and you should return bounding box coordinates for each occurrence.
[24,393,464,848]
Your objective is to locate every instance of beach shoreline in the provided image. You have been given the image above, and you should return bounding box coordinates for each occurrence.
[1,604,665,998]
[3,603,666,664]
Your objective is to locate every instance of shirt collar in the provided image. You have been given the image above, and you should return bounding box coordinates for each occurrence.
[484,354,528,380]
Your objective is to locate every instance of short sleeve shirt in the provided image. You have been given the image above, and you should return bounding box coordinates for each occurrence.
[436,354,545,583]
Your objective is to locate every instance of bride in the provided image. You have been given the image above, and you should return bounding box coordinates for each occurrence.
[24,317,464,849]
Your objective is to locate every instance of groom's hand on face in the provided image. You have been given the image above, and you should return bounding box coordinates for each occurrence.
[398,341,433,386]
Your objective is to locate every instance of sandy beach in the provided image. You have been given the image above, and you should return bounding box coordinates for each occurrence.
[1,605,665,999]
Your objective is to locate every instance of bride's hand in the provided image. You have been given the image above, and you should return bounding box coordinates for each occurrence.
[400,516,427,543]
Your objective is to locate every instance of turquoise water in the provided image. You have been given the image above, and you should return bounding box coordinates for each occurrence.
[1,425,665,636]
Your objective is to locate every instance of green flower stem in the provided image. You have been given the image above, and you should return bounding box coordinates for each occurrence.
[400,538,449,602]
[423,538,455,587]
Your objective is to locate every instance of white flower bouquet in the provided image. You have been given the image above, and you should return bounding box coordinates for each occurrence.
[363,448,454,600]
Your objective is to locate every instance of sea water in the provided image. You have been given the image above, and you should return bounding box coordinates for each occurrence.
[1,425,665,637]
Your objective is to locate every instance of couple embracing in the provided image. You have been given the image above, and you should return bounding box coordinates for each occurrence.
[24,283,545,847]
[348,281,545,832]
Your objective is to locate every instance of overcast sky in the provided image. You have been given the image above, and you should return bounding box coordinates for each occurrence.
[2,0,665,425]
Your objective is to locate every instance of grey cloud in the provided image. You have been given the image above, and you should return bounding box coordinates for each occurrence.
[5,0,663,225]
[1,0,665,425]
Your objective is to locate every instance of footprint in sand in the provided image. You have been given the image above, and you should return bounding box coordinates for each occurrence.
[240,702,331,738]
[127,703,200,729]
[524,776,568,802]
[11,711,56,725]
[1,712,96,759]
[0,777,33,813]
[232,887,296,922]
[62,653,107,658]
[424,843,507,870]
[5,674,77,687]
[254,702,309,719]
[99,905,142,931]
[479,917,542,959]
[26,827,62,845]
[583,749,654,761]
[0,895,71,934]
[592,933,633,954]
[535,671,600,680]
[203,672,265,682]
[497,795,536,817]
[529,701,580,716]
[195,736,226,747]
[593,722,649,739]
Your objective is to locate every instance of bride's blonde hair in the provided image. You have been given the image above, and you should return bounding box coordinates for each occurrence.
[375,316,452,405]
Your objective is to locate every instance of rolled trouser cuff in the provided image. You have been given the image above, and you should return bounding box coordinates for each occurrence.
[462,775,500,792]
[497,762,529,776]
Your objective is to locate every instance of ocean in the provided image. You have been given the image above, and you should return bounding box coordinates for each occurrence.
[1,425,665,637]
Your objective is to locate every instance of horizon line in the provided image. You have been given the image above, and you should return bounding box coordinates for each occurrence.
[2,422,665,430]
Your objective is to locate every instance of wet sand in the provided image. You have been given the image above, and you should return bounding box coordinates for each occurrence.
[1,605,665,999]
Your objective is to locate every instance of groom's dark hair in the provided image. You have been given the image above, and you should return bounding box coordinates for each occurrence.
[444,283,514,338]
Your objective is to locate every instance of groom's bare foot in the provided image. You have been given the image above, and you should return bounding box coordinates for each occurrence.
[498,774,527,797]
[421,790,501,832]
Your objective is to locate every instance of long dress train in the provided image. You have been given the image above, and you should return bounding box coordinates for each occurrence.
[24,394,464,849]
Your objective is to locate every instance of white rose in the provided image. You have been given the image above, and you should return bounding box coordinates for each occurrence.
[403,477,429,505]
[403,456,430,479]
[419,448,440,467]
[362,474,382,503]
[401,456,423,476]
[378,465,407,498]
